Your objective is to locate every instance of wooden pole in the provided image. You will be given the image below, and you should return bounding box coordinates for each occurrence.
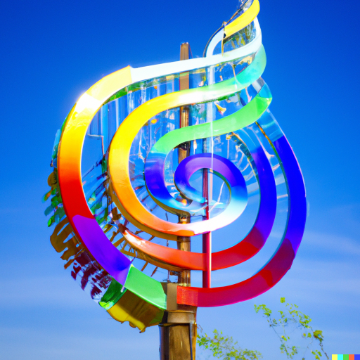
[159,43,197,360]
[177,42,191,287]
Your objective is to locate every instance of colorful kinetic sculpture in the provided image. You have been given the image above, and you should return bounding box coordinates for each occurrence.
[44,0,306,333]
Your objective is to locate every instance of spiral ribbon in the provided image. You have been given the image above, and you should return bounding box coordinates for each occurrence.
[44,0,306,331]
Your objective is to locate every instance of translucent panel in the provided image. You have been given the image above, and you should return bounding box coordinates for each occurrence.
[212,22,257,55]
[238,0,255,12]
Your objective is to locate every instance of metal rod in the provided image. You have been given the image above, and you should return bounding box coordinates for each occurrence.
[202,169,212,288]
[202,70,213,288]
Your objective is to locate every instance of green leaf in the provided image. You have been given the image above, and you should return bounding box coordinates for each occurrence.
[280,297,286,303]
[313,330,323,340]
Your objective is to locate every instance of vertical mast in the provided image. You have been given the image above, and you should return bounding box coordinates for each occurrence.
[159,43,197,360]
[177,42,191,287]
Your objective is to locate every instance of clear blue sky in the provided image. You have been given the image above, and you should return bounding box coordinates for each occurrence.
[1,0,359,359]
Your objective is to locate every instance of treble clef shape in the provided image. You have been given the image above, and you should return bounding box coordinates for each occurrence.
[44,0,306,331]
